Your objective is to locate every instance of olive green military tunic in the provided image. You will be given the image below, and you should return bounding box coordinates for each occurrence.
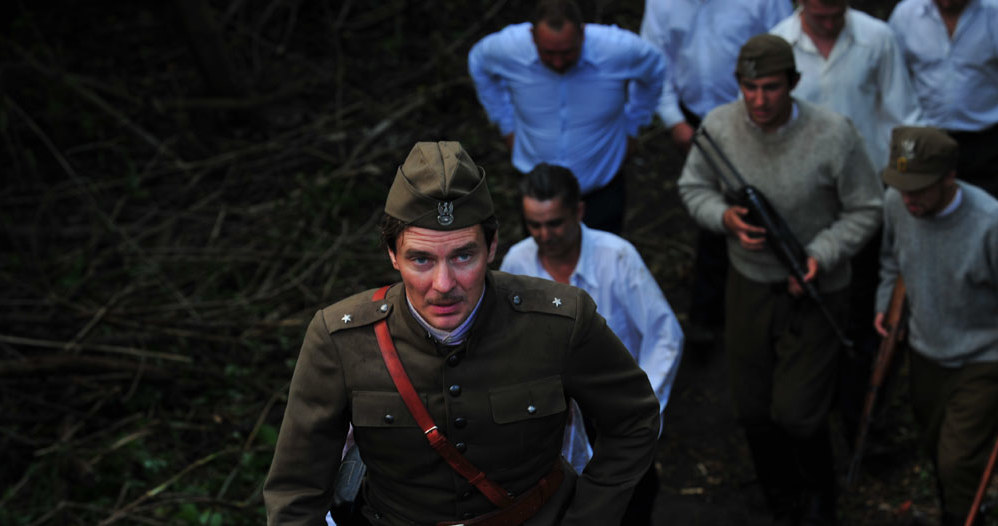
[264,271,660,525]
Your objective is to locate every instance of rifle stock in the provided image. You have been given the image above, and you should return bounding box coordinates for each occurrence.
[691,129,853,347]
[846,276,908,486]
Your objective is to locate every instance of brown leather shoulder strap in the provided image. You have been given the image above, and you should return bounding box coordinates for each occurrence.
[370,286,514,508]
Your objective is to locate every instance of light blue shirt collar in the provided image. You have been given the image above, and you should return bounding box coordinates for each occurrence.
[936,186,963,218]
[406,285,486,345]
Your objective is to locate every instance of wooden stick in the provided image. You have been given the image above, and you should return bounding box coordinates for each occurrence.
[965,434,998,526]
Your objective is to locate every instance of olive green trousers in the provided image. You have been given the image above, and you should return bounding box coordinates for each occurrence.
[724,268,847,437]
[908,349,998,517]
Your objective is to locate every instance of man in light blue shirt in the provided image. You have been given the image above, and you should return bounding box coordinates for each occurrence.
[500,163,684,526]
[640,0,791,151]
[468,0,666,234]
[889,0,998,195]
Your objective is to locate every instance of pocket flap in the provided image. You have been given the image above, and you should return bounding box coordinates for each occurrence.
[489,376,567,425]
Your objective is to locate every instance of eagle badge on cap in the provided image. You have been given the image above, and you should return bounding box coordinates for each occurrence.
[740,59,757,79]
[437,201,454,226]
[897,139,917,172]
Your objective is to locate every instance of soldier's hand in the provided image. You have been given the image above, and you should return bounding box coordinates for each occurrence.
[723,206,766,250]
[873,312,888,338]
[787,257,818,297]
[670,122,695,153]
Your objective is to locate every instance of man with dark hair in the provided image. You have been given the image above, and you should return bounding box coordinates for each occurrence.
[876,126,998,526]
[770,0,922,445]
[640,0,792,345]
[501,163,684,525]
[678,35,882,524]
[264,142,660,526]
[468,0,666,234]
[889,0,998,196]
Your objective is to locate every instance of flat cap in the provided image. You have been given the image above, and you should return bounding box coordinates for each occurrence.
[384,141,494,230]
[882,126,958,191]
[736,34,796,79]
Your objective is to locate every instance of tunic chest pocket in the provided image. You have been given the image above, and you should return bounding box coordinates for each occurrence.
[351,391,422,428]
[489,375,567,424]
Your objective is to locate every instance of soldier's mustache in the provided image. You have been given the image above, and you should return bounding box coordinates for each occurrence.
[427,294,463,305]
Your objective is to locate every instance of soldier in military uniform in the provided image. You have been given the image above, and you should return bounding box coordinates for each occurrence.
[263,141,660,526]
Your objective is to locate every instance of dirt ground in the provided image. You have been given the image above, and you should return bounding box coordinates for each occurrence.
[1,0,995,524]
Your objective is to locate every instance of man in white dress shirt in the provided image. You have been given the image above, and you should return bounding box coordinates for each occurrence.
[771,0,921,169]
[500,163,684,526]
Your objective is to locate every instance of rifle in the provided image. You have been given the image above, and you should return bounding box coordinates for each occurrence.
[846,276,908,486]
[965,434,998,526]
[690,128,853,347]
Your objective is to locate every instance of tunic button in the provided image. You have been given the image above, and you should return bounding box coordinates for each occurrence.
[454,417,467,428]
[379,303,389,313]
[455,441,467,453]
[383,414,395,424]
[527,404,537,415]
[460,490,473,500]
[447,353,462,367]
[449,384,462,397]
[462,512,475,519]
[512,295,522,305]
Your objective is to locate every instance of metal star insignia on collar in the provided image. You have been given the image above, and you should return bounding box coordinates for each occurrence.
[341,314,352,323]
[552,298,562,307]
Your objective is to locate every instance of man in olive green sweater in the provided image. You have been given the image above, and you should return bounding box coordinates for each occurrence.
[678,35,882,525]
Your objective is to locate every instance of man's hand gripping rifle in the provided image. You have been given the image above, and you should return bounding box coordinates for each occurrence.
[691,128,853,348]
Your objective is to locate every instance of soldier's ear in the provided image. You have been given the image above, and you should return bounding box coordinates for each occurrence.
[388,248,400,270]
[487,232,498,264]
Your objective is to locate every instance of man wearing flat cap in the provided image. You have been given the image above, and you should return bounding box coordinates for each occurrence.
[678,34,883,524]
[263,141,660,526]
[875,126,998,526]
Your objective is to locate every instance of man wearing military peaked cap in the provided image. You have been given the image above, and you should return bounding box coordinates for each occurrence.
[875,126,998,525]
[679,33,883,524]
[264,141,660,526]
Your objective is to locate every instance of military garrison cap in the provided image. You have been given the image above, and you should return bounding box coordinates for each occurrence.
[736,34,796,79]
[385,141,494,230]
[882,126,958,191]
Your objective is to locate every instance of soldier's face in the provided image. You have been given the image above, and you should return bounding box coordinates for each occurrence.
[802,0,846,39]
[899,173,957,218]
[532,21,583,74]
[389,225,497,331]
[739,73,795,133]
[522,196,583,259]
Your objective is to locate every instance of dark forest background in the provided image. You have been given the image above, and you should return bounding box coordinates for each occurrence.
[5,0,993,525]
